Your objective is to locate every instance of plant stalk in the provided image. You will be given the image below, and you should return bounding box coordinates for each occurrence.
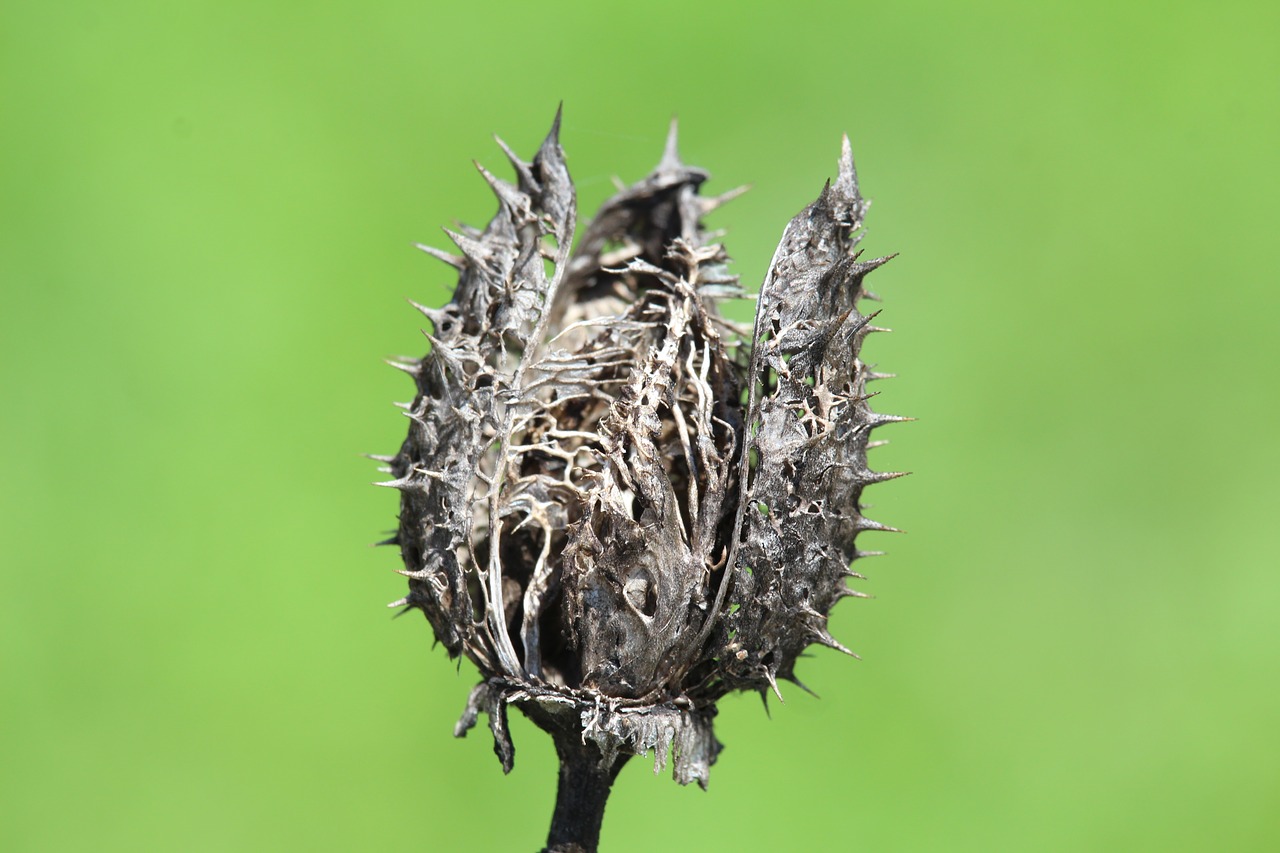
[543,731,630,853]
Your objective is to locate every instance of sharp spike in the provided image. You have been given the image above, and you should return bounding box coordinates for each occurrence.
[493,134,536,189]
[363,453,395,463]
[385,358,420,377]
[698,183,751,215]
[536,103,564,159]
[372,535,400,548]
[869,412,915,429]
[413,242,464,269]
[835,133,860,198]
[758,687,772,718]
[658,115,682,172]
[866,252,897,269]
[396,568,435,580]
[838,586,874,600]
[764,668,785,703]
[441,227,488,264]
[372,475,418,491]
[474,160,530,215]
[860,469,910,485]
[854,516,904,535]
[386,597,410,609]
[780,672,819,698]
[813,628,859,658]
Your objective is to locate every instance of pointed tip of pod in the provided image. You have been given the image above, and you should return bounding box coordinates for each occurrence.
[658,114,682,173]
[836,133,860,197]
[536,103,564,159]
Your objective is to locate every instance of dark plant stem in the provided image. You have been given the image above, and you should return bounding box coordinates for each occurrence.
[543,731,630,853]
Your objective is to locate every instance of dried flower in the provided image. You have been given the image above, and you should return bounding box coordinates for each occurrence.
[374,109,903,851]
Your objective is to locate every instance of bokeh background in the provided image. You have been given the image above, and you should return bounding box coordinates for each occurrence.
[4,1,1278,850]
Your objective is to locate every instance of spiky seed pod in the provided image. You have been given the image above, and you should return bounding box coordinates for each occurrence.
[375,110,903,845]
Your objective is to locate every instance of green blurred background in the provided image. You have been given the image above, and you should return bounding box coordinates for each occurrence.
[3,1,1278,850]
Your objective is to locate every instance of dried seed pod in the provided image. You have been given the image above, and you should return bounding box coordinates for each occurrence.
[375,110,903,847]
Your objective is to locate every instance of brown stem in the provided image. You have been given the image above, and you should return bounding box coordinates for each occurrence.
[543,732,630,853]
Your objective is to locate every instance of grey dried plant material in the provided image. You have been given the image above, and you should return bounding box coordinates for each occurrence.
[375,109,903,809]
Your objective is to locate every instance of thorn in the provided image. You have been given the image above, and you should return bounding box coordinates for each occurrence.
[363,453,395,463]
[837,586,874,600]
[865,369,897,382]
[812,628,860,659]
[536,103,564,160]
[853,549,886,560]
[658,115,682,172]
[413,242,464,269]
[372,535,400,548]
[385,358,420,377]
[406,300,454,335]
[474,160,530,214]
[441,227,488,264]
[780,672,819,698]
[861,469,910,485]
[493,134,536,189]
[758,687,772,718]
[372,475,418,491]
[869,412,915,429]
[860,251,901,270]
[854,516,904,535]
[396,568,435,580]
[698,184,751,215]
[835,133,860,198]
[817,177,833,205]
[386,597,410,609]
[764,667,786,703]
